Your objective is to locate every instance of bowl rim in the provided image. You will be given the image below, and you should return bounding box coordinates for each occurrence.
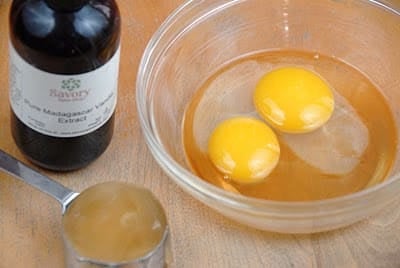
[136,0,400,218]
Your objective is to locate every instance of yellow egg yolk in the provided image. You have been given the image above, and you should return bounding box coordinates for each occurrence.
[253,66,335,133]
[207,117,280,184]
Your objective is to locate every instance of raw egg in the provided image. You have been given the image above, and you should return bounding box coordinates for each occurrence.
[253,66,334,133]
[207,117,280,184]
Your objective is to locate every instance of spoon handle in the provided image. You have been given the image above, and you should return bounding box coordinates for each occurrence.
[0,149,78,211]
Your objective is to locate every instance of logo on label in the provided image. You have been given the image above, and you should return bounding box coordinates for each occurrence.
[50,78,90,102]
[61,78,81,91]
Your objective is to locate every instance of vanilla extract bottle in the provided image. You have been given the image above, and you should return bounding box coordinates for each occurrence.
[9,0,121,170]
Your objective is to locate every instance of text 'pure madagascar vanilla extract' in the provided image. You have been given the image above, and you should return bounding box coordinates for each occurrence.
[9,0,121,171]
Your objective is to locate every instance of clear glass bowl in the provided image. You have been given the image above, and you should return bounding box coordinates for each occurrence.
[136,0,400,233]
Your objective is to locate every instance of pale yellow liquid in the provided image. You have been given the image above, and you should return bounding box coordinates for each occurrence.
[62,182,167,262]
[183,50,397,201]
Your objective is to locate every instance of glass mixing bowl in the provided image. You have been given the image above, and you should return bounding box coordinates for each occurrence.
[136,0,400,233]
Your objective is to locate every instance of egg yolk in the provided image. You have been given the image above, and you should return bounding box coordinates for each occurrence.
[253,66,334,133]
[208,117,280,184]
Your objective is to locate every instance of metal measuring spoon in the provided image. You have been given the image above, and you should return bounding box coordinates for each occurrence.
[0,149,79,212]
[0,149,169,268]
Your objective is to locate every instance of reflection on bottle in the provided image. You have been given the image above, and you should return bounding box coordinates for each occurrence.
[22,1,55,38]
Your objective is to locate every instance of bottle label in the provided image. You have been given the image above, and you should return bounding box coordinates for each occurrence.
[9,43,120,138]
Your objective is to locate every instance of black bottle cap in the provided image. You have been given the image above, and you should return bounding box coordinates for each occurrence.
[45,0,88,11]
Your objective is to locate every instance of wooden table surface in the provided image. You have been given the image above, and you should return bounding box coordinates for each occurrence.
[1,0,400,267]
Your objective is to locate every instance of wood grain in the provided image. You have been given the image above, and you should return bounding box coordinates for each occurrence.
[1,0,400,267]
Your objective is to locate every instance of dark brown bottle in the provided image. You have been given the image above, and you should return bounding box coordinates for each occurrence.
[9,0,121,171]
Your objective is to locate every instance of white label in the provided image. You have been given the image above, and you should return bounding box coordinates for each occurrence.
[9,43,120,138]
